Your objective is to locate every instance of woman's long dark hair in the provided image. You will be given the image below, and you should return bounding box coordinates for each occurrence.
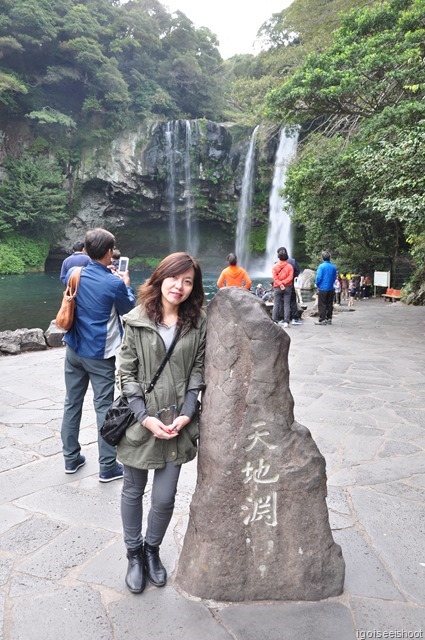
[137,252,204,328]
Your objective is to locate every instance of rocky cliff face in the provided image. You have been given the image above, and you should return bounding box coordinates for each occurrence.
[0,114,279,270]
[60,119,275,270]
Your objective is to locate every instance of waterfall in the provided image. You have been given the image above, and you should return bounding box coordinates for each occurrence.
[235,125,259,269]
[165,120,199,255]
[184,120,198,256]
[262,128,298,274]
[165,121,177,252]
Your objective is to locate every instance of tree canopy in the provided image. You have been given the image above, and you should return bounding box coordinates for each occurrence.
[221,0,367,124]
[0,0,225,131]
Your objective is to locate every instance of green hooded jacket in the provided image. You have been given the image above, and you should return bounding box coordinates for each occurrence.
[116,305,207,469]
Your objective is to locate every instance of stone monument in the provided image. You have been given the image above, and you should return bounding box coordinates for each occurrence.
[175,288,345,601]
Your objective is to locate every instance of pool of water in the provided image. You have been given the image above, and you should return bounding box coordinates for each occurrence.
[0,271,266,332]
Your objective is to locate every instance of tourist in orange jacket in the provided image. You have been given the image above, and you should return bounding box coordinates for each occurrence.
[271,247,294,328]
[217,253,252,290]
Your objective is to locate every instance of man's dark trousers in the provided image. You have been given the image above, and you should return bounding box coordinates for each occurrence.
[318,289,334,322]
[290,287,299,320]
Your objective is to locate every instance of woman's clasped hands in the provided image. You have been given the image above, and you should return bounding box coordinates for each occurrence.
[142,415,190,439]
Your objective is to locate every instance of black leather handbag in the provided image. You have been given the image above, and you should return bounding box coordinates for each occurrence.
[100,396,135,446]
[100,326,182,446]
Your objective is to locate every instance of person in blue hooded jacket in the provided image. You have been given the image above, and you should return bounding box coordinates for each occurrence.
[60,228,136,482]
[315,251,337,325]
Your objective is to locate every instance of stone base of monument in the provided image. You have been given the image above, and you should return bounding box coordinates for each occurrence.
[175,288,345,602]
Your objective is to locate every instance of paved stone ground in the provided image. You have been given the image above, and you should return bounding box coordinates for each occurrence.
[0,297,424,640]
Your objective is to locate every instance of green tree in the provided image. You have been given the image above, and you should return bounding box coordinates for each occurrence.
[26,106,76,127]
[222,0,368,123]
[266,0,425,130]
[0,70,28,101]
[285,134,401,271]
[0,155,68,236]
[0,36,24,58]
[258,0,368,55]
[356,124,425,245]
[9,0,58,47]
[158,11,224,118]
[61,3,106,39]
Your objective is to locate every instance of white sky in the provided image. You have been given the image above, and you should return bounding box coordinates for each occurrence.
[163,0,293,59]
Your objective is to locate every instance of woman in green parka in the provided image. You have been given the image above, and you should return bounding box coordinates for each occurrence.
[117,252,206,595]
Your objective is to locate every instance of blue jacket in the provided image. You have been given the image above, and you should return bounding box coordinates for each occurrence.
[287,257,300,278]
[63,261,136,359]
[315,260,337,291]
[60,253,90,284]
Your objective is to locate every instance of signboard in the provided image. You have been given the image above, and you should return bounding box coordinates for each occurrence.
[374,271,390,287]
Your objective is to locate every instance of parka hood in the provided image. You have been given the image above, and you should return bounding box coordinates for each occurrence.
[122,305,152,328]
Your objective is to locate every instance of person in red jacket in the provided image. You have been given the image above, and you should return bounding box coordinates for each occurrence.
[271,247,294,328]
[217,253,252,290]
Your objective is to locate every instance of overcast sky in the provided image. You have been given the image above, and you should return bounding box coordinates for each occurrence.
[163,0,293,59]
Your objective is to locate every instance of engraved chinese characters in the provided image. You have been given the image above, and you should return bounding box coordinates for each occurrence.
[175,288,345,602]
[242,425,279,527]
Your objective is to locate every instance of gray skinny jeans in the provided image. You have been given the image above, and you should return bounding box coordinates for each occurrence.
[121,462,181,551]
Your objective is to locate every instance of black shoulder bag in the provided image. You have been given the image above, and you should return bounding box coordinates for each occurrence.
[101,326,182,446]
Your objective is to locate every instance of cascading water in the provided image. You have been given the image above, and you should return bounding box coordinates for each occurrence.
[235,125,259,269]
[165,121,177,252]
[184,120,198,256]
[262,128,299,274]
[164,119,199,255]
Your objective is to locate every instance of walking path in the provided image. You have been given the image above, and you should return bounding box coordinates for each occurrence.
[0,298,424,640]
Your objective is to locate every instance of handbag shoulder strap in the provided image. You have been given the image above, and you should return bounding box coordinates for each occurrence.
[66,267,84,296]
[145,324,182,394]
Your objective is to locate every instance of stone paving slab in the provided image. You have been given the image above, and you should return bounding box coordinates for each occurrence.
[9,585,112,640]
[350,487,425,605]
[0,298,424,640]
[332,529,404,601]
[217,601,356,640]
[350,597,425,636]
[109,587,235,640]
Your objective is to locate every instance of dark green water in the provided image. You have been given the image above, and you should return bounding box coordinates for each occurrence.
[0,271,263,332]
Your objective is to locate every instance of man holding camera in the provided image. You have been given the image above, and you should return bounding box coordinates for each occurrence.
[60,228,136,482]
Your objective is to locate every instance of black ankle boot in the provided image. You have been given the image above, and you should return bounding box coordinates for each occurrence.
[144,542,167,587]
[125,546,146,594]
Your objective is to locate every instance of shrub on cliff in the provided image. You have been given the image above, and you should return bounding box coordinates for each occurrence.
[0,236,49,275]
[0,155,67,237]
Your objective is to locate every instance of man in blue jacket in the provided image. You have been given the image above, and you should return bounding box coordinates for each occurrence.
[59,240,90,284]
[315,251,337,325]
[61,228,136,482]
